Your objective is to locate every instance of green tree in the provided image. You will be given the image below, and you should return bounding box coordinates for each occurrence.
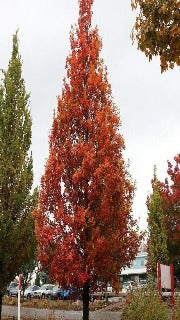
[131,0,180,72]
[0,32,37,319]
[34,272,41,287]
[20,260,37,295]
[39,271,50,285]
[147,167,169,274]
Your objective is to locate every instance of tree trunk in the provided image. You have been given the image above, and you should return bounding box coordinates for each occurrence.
[0,292,2,320]
[82,280,90,320]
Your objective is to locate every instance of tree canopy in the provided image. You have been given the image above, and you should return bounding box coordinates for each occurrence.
[160,155,180,276]
[147,167,169,274]
[147,156,180,277]
[131,0,180,72]
[0,31,37,319]
[34,1,140,319]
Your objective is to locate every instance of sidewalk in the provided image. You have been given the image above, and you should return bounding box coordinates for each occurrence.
[2,305,122,320]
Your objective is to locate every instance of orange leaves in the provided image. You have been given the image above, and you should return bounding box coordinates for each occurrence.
[74,207,85,228]
[78,0,94,29]
[89,28,102,62]
[72,168,83,184]
[34,0,140,293]
[147,155,180,273]
[86,118,92,132]
[160,154,180,242]
[87,64,97,87]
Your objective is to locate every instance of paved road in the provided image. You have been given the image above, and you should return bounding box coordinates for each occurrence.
[2,305,122,320]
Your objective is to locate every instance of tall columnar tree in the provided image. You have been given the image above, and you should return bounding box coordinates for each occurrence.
[34,1,140,319]
[131,0,180,72]
[147,167,169,275]
[160,155,180,277]
[0,32,37,319]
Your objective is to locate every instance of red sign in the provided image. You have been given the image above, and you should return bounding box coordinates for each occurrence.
[157,263,175,308]
[18,274,22,290]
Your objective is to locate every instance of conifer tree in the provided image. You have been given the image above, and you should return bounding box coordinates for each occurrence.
[147,167,169,275]
[0,32,37,319]
[34,1,140,319]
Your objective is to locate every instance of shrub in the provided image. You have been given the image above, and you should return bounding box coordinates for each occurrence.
[122,286,169,320]
[174,297,180,320]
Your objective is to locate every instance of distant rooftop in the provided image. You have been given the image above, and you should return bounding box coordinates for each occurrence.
[120,252,147,276]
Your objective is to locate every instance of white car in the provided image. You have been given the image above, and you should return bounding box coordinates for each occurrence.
[24,285,40,299]
[122,281,135,293]
[34,284,55,299]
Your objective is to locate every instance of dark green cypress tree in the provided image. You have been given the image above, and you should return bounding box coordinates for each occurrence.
[0,32,37,319]
[147,166,169,275]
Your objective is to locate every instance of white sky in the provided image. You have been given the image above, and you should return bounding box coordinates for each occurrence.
[0,0,179,230]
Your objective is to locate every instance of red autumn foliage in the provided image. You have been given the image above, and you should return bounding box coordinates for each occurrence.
[159,154,180,268]
[34,0,139,299]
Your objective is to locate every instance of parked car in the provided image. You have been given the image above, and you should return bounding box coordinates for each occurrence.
[35,284,55,299]
[122,281,136,293]
[46,285,71,300]
[60,289,70,300]
[24,285,40,299]
[8,286,18,297]
[138,279,147,289]
[7,281,18,297]
[48,285,62,300]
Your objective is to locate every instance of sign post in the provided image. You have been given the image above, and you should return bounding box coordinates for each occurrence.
[170,264,175,308]
[170,264,175,320]
[18,274,22,320]
[157,263,175,319]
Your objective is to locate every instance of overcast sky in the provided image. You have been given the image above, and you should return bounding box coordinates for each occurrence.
[0,0,179,230]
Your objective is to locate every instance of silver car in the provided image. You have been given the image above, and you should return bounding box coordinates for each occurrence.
[7,282,18,295]
[34,284,55,299]
[24,285,40,299]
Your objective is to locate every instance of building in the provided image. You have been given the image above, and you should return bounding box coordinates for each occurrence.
[120,252,147,284]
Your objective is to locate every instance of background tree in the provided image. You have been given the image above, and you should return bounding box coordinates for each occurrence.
[131,0,180,72]
[34,0,140,319]
[20,259,37,295]
[160,155,180,278]
[34,271,50,286]
[35,272,41,287]
[147,166,169,275]
[38,271,50,285]
[0,32,37,319]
